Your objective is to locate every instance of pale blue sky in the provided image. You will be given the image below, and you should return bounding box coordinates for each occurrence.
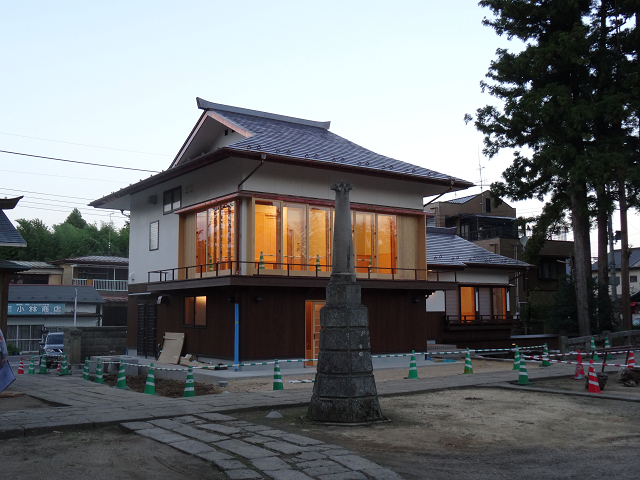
[1,1,638,250]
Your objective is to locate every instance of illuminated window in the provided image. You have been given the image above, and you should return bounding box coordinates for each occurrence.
[355,212,374,273]
[255,201,280,269]
[185,296,206,326]
[283,204,306,270]
[460,287,476,321]
[308,207,331,271]
[194,202,235,271]
[377,214,397,273]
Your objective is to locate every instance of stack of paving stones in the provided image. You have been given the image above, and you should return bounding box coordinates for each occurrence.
[121,412,402,480]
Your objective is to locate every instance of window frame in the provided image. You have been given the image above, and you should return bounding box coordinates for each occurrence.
[149,220,159,251]
[184,295,207,327]
[163,187,182,214]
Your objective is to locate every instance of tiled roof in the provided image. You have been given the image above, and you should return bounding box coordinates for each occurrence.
[52,256,129,265]
[0,210,26,247]
[444,193,478,204]
[8,284,105,304]
[427,227,530,268]
[193,99,471,184]
[592,248,640,271]
[10,261,59,269]
[0,259,28,272]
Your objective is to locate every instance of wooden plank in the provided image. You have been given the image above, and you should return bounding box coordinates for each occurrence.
[157,332,185,365]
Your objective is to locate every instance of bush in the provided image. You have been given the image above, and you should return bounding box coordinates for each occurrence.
[6,342,20,355]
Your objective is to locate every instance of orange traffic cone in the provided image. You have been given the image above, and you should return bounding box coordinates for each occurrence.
[628,350,636,369]
[587,359,601,394]
[574,349,585,380]
[17,357,24,374]
[56,360,61,374]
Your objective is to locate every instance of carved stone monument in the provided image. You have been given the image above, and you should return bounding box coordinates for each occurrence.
[308,182,383,423]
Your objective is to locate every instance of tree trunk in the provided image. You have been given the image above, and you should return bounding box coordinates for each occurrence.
[596,185,609,301]
[571,188,591,336]
[619,180,632,330]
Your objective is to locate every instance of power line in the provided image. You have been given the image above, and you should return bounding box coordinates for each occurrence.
[0,149,161,173]
[13,203,115,217]
[0,131,170,157]
[2,196,90,208]
[0,187,94,201]
[0,168,126,183]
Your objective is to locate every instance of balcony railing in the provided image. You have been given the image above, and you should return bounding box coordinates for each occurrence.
[73,278,128,291]
[445,314,517,328]
[148,260,454,283]
[459,227,519,241]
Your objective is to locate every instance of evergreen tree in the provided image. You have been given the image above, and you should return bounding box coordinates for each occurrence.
[470,0,595,335]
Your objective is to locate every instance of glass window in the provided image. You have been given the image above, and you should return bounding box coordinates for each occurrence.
[184,296,206,326]
[163,187,181,213]
[460,287,476,321]
[377,214,397,273]
[308,207,331,271]
[492,287,507,317]
[355,212,374,273]
[194,202,235,272]
[631,275,638,283]
[149,221,159,251]
[283,204,306,270]
[255,201,280,269]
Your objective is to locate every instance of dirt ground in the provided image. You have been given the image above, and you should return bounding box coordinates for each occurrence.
[3,361,640,479]
[100,374,221,397]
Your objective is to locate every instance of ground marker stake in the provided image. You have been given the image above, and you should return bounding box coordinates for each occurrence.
[183,366,195,397]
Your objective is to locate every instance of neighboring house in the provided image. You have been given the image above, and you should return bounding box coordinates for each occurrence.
[631,290,640,327]
[425,227,531,348]
[1,196,27,335]
[5,285,105,353]
[91,98,474,361]
[8,261,63,285]
[8,256,129,327]
[50,256,129,326]
[426,190,574,333]
[591,247,640,298]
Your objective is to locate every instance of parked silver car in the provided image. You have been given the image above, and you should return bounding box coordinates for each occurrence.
[39,332,64,368]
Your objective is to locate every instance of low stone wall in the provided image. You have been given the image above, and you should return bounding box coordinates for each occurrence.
[62,326,127,366]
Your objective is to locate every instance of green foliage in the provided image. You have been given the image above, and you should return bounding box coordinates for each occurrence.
[0,210,129,261]
[6,342,20,355]
[545,275,615,334]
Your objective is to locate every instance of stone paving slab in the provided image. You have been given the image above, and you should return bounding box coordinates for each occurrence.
[226,469,263,479]
[173,424,229,442]
[168,438,215,455]
[215,439,276,459]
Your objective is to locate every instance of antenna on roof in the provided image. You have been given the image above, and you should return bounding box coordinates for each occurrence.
[478,146,485,213]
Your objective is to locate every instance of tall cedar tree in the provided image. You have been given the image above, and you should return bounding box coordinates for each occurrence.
[471,0,594,335]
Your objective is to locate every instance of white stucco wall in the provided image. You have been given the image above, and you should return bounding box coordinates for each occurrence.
[455,268,511,285]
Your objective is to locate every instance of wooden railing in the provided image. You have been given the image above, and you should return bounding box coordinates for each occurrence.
[446,314,517,328]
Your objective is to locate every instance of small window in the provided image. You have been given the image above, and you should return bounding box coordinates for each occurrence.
[485,198,491,213]
[630,275,638,283]
[163,187,181,213]
[184,296,206,326]
[149,221,159,251]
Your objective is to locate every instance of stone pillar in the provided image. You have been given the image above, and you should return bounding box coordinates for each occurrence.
[64,328,83,367]
[308,182,383,424]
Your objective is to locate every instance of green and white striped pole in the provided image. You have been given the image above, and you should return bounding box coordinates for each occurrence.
[541,344,551,367]
[517,355,530,385]
[463,348,473,374]
[38,355,47,374]
[115,361,128,389]
[58,353,70,376]
[273,360,283,390]
[590,337,600,361]
[259,251,265,270]
[27,356,35,374]
[512,345,520,371]
[183,366,195,397]
[407,350,419,379]
[83,357,90,380]
[144,363,156,395]
[94,357,104,384]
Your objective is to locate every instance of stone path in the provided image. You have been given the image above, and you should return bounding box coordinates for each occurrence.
[122,413,400,480]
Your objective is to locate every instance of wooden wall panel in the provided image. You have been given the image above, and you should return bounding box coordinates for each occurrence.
[445,289,459,316]
[478,287,491,316]
[180,213,196,278]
